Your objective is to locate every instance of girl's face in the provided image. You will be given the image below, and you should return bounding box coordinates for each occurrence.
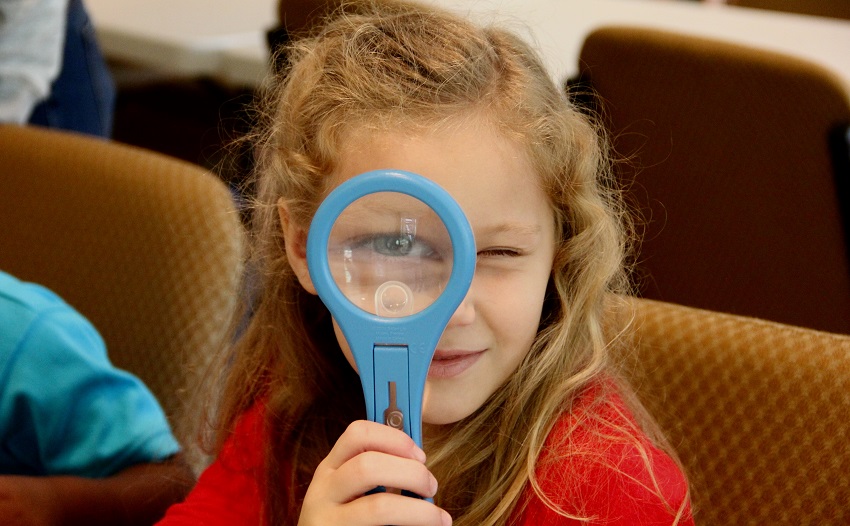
[283,117,556,425]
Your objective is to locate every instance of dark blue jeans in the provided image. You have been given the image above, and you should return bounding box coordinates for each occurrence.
[29,0,115,137]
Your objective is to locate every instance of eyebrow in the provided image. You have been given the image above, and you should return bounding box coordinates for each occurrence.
[335,200,435,223]
[476,222,543,240]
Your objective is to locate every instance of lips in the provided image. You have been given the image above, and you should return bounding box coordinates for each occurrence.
[428,350,484,379]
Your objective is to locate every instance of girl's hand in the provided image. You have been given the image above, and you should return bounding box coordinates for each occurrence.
[297,420,452,526]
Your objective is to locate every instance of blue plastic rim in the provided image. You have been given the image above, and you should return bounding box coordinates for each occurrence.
[306,169,476,448]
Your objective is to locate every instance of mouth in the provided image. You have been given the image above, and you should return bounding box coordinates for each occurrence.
[428,350,484,379]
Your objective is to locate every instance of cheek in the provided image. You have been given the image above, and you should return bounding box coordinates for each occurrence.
[484,272,548,340]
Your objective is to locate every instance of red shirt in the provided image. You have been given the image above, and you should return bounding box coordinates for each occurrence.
[510,388,693,525]
[158,388,692,525]
[157,404,266,525]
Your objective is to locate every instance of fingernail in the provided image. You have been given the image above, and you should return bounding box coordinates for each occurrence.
[413,445,427,463]
[441,509,453,526]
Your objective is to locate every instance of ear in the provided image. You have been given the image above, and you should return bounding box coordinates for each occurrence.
[278,199,318,295]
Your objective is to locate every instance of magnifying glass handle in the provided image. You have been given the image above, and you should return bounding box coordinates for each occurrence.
[373,345,413,440]
[372,344,434,503]
[305,170,475,506]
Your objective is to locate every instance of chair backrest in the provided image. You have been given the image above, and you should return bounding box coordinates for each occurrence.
[625,297,850,525]
[0,124,245,457]
[577,26,850,334]
[725,0,850,20]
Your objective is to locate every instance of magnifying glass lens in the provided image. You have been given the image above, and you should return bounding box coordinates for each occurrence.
[327,192,454,318]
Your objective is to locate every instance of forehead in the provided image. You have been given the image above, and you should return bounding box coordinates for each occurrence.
[332,118,535,190]
[330,118,552,236]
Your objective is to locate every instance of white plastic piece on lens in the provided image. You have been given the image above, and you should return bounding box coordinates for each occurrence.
[375,280,414,318]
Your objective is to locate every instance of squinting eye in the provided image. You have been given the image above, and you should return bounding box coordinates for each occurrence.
[477,248,521,258]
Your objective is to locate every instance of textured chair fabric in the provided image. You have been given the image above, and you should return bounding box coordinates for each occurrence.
[626,297,850,525]
[577,26,850,334]
[0,124,245,459]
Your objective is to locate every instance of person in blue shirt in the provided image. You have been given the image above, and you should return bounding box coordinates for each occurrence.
[0,270,193,525]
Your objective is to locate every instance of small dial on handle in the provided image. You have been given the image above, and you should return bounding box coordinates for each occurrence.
[383,381,405,430]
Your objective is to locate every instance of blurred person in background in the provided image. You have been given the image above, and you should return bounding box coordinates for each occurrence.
[0,0,114,137]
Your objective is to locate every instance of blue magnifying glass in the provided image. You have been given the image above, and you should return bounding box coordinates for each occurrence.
[306,169,475,452]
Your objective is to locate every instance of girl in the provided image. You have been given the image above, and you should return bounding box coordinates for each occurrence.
[159,1,693,524]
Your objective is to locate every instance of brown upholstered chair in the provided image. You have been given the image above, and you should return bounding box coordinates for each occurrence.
[576,26,850,334]
[725,0,850,20]
[0,124,245,465]
[625,297,850,525]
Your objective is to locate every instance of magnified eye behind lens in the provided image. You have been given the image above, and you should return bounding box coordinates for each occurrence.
[379,233,414,256]
[327,192,454,318]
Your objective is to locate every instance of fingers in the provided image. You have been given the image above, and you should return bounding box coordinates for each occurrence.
[330,450,438,502]
[323,420,426,470]
[317,421,432,503]
[299,420,452,526]
[341,491,453,526]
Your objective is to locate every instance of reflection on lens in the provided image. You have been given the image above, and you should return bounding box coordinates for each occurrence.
[376,281,413,317]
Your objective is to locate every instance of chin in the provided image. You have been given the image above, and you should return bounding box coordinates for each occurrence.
[422,403,477,426]
[421,385,490,425]
[423,414,463,426]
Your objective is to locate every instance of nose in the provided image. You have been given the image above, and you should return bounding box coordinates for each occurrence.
[447,293,475,327]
